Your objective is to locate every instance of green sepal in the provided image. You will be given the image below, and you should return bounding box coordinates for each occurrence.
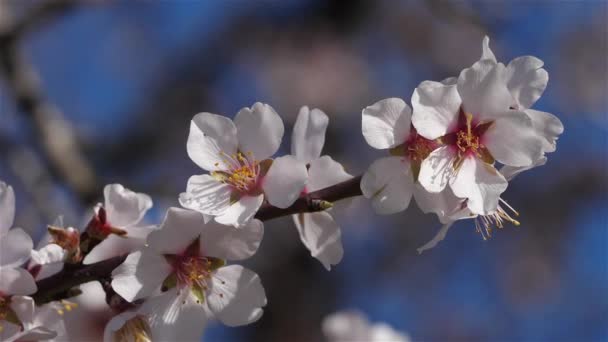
[161,273,177,292]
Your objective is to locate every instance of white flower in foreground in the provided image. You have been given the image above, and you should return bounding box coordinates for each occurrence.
[323,310,410,342]
[112,207,267,334]
[417,158,548,253]
[0,182,36,296]
[361,98,445,215]
[291,106,352,270]
[83,184,155,264]
[62,281,115,342]
[412,42,548,215]
[0,296,68,342]
[180,103,308,227]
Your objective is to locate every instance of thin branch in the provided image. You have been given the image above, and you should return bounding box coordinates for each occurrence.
[32,176,363,304]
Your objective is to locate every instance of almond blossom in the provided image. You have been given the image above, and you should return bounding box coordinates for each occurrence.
[111,207,267,336]
[322,310,410,342]
[291,106,352,270]
[82,184,155,264]
[0,296,69,342]
[412,42,548,215]
[360,98,446,216]
[180,102,308,227]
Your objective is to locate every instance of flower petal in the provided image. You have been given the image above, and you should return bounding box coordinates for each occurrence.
[235,102,284,160]
[449,157,507,215]
[214,195,264,227]
[200,219,263,261]
[104,184,152,228]
[307,156,353,193]
[0,228,33,268]
[187,112,238,172]
[413,184,466,224]
[362,98,411,149]
[0,267,36,295]
[262,155,308,209]
[30,244,65,265]
[411,80,462,139]
[417,146,455,193]
[484,111,544,167]
[417,223,454,254]
[500,156,547,181]
[525,109,564,153]
[480,36,497,62]
[293,212,343,270]
[179,174,234,217]
[207,265,267,327]
[83,226,155,265]
[147,208,205,255]
[291,106,329,164]
[139,288,208,342]
[111,249,172,302]
[0,182,15,236]
[360,156,414,215]
[458,60,516,120]
[505,56,548,109]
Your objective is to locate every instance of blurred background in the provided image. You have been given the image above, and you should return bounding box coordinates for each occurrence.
[0,0,606,341]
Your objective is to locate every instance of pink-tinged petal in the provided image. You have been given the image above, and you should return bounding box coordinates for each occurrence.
[411,81,461,139]
[417,223,454,254]
[207,265,267,327]
[307,156,353,192]
[417,146,455,193]
[480,36,497,63]
[104,184,152,228]
[136,288,207,342]
[291,106,329,164]
[362,98,411,149]
[9,295,34,324]
[505,56,548,109]
[413,184,467,224]
[458,60,516,120]
[262,156,308,208]
[214,195,264,228]
[187,112,238,172]
[148,208,206,254]
[293,212,343,270]
[0,182,15,236]
[83,226,155,265]
[500,156,547,181]
[484,111,544,167]
[525,109,564,153]
[0,267,36,295]
[111,250,171,302]
[235,102,284,160]
[449,157,507,215]
[0,228,33,267]
[34,262,64,281]
[200,219,263,261]
[360,156,414,215]
[30,244,65,265]
[179,174,234,216]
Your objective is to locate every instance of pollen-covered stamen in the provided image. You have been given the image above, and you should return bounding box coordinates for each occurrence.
[405,128,440,164]
[114,315,152,342]
[443,109,495,169]
[212,151,263,194]
[474,198,520,240]
[53,300,78,316]
[0,296,20,332]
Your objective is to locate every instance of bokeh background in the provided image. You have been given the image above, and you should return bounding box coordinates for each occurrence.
[1,0,606,341]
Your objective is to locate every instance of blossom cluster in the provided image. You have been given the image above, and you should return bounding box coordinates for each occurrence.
[0,36,562,341]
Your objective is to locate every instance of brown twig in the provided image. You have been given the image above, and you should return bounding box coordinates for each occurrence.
[32,176,363,304]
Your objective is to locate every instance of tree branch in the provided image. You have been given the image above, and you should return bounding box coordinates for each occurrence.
[32,176,363,304]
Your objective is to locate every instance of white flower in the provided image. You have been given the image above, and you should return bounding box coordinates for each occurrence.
[0,182,36,297]
[112,207,267,332]
[0,296,67,342]
[179,103,308,227]
[83,184,155,264]
[62,281,115,342]
[322,310,410,342]
[412,39,550,215]
[291,106,352,270]
[416,158,548,253]
[360,98,442,215]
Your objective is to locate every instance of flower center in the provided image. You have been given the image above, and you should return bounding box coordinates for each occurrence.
[212,151,266,194]
[114,315,152,342]
[0,296,19,332]
[443,110,494,169]
[405,129,440,164]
